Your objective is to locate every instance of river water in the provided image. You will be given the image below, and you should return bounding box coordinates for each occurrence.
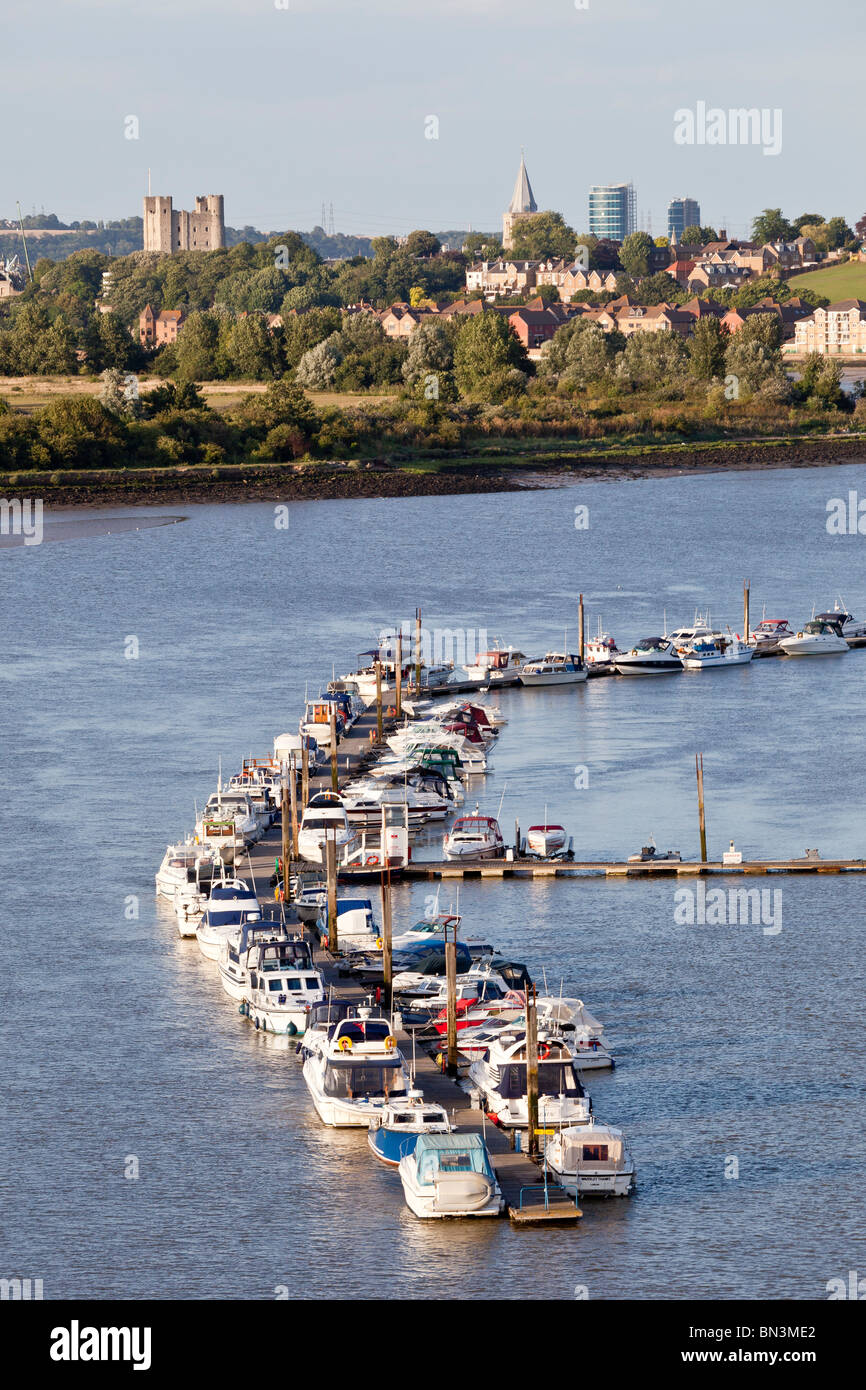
[2,461,865,1300]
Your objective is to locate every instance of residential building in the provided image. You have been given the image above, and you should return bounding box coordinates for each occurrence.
[790,300,866,355]
[139,304,186,347]
[502,154,538,251]
[465,259,539,297]
[668,197,701,240]
[143,194,225,254]
[588,183,636,241]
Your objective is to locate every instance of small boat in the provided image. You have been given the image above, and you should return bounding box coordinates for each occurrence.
[469,1028,592,1128]
[627,842,681,863]
[297,792,358,865]
[195,879,262,961]
[545,1122,635,1197]
[680,635,753,669]
[443,809,504,860]
[614,636,682,675]
[526,823,568,857]
[748,618,794,653]
[302,1006,410,1127]
[520,652,587,686]
[317,897,380,952]
[585,620,620,670]
[218,920,306,1001]
[155,837,217,901]
[398,1133,503,1219]
[464,642,527,687]
[367,1093,452,1166]
[815,601,866,640]
[778,618,849,656]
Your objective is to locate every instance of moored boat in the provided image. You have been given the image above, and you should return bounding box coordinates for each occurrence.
[778,617,849,656]
[520,652,587,686]
[614,636,682,675]
[545,1121,636,1197]
[367,1093,452,1166]
[443,810,504,860]
[398,1133,503,1219]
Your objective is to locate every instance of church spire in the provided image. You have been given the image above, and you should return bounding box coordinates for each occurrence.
[508,152,537,215]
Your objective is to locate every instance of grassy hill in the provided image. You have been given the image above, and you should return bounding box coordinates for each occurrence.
[789,259,866,301]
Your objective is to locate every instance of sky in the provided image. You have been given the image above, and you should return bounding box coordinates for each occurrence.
[4,0,863,240]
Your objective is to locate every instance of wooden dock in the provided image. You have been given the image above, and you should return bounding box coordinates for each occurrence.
[399,855,866,879]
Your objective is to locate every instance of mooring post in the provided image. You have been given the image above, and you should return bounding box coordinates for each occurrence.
[330,708,339,792]
[515,818,521,855]
[415,607,422,695]
[696,752,708,863]
[395,631,403,719]
[380,869,393,1012]
[326,832,338,954]
[445,927,458,1077]
[289,752,299,862]
[280,780,291,900]
[301,741,309,809]
[578,592,585,665]
[743,580,751,644]
[526,984,540,1158]
[375,661,383,741]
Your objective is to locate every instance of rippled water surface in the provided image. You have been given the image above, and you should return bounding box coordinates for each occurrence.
[2,464,866,1300]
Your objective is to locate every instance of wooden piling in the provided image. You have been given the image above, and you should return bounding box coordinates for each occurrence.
[444,930,458,1077]
[415,607,422,695]
[375,661,383,741]
[696,752,708,863]
[289,752,299,861]
[380,869,392,1011]
[578,592,585,665]
[326,833,338,954]
[301,741,309,810]
[514,818,521,855]
[526,985,540,1158]
[395,632,403,718]
[743,580,751,643]
[330,708,339,792]
[280,782,290,899]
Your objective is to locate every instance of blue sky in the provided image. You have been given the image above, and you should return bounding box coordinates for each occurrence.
[5,0,863,239]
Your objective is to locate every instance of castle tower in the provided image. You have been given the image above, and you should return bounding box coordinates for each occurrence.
[143,195,174,254]
[143,192,225,254]
[502,154,537,252]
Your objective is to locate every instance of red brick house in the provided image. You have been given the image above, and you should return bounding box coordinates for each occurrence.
[139,304,186,348]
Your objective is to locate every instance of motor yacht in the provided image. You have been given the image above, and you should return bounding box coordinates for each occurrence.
[302,1006,410,1127]
[748,618,794,653]
[468,1028,592,1128]
[525,823,569,857]
[680,634,754,669]
[155,838,218,902]
[368,1093,452,1166]
[463,643,527,687]
[443,810,504,860]
[195,878,262,961]
[398,1134,503,1219]
[296,792,358,864]
[614,636,683,675]
[545,1122,636,1197]
[519,652,587,686]
[778,617,849,656]
[218,921,305,1001]
[239,937,325,1036]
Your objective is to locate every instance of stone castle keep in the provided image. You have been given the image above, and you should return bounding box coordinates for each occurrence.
[143,194,225,254]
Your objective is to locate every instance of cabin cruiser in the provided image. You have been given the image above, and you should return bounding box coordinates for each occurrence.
[614,636,682,675]
[390,940,475,997]
[666,615,716,654]
[391,911,462,952]
[585,622,621,670]
[273,731,327,773]
[545,1122,635,1197]
[340,774,453,825]
[526,823,569,857]
[778,617,849,656]
[815,605,866,640]
[748,618,794,653]
[385,727,490,772]
[196,789,260,851]
[443,810,504,860]
[297,792,358,864]
[394,955,529,1008]
[464,643,526,687]
[155,838,218,902]
[520,652,587,686]
[239,937,325,1036]
[218,920,304,1000]
[317,897,380,952]
[680,634,754,669]
[302,1007,410,1127]
[225,776,274,834]
[469,1028,592,1128]
[398,1134,503,1219]
[368,1093,452,1166]
[195,879,262,960]
[299,697,345,751]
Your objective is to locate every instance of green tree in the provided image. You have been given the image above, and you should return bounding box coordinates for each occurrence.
[223,315,283,379]
[174,311,222,381]
[404,230,442,259]
[616,331,688,389]
[682,225,718,245]
[453,312,527,398]
[688,317,727,381]
[295,337,342,390]
[618,231,654,279]
[508,211,578,261]
[401,318,458,401]
[750,208,796,244]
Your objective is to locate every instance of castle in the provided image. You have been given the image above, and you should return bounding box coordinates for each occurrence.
[143,194,225,254]
[502,154,537,251]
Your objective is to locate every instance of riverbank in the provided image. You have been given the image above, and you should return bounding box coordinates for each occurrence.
[2,432,865,506]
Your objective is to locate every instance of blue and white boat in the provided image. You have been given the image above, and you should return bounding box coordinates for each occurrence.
[398,1133,503,1218]
[367,1092,452,1166]
[195,878,262,961]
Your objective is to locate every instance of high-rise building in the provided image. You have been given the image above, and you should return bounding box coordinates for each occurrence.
[588,183,635,242]
[667,197,701,240]
[143,194,225,254]
[502,154,538,251]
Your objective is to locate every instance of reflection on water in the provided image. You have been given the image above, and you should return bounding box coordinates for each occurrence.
[1,466,865,1299]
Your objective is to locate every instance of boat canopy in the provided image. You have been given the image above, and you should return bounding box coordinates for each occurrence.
[557,1128,624,1169]
[414,1133,493,1184]
[496,1060,585,1098]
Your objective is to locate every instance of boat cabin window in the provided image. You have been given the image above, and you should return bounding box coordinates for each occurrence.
[322,1063,406,1099]
[304,978,320,990]
[422,1112,443,1124]
[331,1019,391,1044]
[302,817,343,831]
[583,1144,608,1161]
[500,1062,584,1098]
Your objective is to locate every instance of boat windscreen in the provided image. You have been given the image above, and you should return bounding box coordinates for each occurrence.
[498,1062,585,1099]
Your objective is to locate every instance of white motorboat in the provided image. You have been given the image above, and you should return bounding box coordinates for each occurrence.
[273,732,326,773]
[680,634,754,669]
[302,1007,410,1127]
[385,728,490,771]
[292,878,328,924]
[368,1093,452,1166]
[391,911,462,952]
[464,642,526,687]
[468,1028,592,1129]
[627,841,682,864]
[196,789,260,849]
[748,618,794,653]
[443,810,504,860]
[585,620,620,670]
[240,936,325,1036]
[778,618,849,656]
[398,1133,503,1219]
[519,652,587,686]
[296,792,358,864]
[545,1122,635,1197]
[815,603,866,640]
[614,636,682,675]
[526,823,568,856]
[155,837,217,900]
[318,897,380,952]
[218,921,305,1001]
[195,878,262,961]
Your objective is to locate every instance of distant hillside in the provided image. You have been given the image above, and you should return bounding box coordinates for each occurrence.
[788,259,866,302]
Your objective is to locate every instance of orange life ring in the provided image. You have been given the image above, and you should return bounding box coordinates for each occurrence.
[365,854,379,866]
[538,1042,551,1061]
